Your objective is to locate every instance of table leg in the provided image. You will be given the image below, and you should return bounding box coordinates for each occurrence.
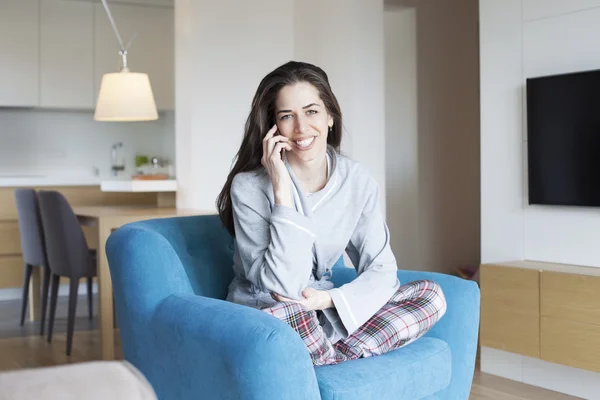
[156,192,176,208]
[98,221,115,360]
[28,267,41,322]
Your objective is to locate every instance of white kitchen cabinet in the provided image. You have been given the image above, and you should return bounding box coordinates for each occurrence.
[40,0,95,108]
[94,3,174,111]
[83,0,173,6]
[0,0,40,107]
[105,0,174,6]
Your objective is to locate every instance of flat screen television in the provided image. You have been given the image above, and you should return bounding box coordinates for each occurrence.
[526,68,600,207]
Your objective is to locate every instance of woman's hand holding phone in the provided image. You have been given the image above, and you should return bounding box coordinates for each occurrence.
[262,124,293,208]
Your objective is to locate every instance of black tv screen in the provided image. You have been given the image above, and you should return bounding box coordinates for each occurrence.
[527,69,600,207]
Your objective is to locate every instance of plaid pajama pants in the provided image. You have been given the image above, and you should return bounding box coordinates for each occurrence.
[261,279,447,366]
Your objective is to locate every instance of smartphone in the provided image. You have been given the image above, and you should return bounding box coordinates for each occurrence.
[275,127,285,160]
[272,123,285,160]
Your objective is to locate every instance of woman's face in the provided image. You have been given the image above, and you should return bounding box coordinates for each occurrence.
[274,81,333,164]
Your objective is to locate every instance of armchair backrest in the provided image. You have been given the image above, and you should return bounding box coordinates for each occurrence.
[106,214,235,367]
[108,214,235,303]
[171,215,235,299]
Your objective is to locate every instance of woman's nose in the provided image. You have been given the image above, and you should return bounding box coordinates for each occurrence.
[294,115,309,133]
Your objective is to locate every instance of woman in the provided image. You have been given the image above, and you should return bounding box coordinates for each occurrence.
[217,61,446,366]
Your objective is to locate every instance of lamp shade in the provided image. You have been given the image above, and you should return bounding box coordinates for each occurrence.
[94,71,158,121]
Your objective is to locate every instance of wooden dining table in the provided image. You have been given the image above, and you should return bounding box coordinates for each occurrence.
[70,206,214,360]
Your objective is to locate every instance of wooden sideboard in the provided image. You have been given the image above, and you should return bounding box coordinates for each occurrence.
[480,260,600,373]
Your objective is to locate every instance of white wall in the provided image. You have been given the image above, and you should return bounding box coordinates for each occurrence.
[175,0,295,210]
[384,6,420,271]
[0,109,174,178]
[175,0,481,275]
[480,0,600,267]
[176,0,387,213]
[294,0,387,210]
[386,0,480,274]
[480,0,600,397]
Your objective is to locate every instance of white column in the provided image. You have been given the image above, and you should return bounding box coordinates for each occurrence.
[294,0,387,212]
[479,0,525,262]
[175,0,295,210]
[384,6,419,270]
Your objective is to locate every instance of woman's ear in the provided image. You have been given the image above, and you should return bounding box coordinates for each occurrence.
[328,115,334,128]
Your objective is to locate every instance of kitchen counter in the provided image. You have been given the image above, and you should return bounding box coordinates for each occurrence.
[0,175,104,188]
[0,176,177,192]
[101,179,177,192]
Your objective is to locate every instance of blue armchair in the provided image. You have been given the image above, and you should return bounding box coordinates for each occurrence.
[106,215,479,400]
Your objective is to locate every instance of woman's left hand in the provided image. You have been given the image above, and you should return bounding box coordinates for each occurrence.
[271,287,333,311]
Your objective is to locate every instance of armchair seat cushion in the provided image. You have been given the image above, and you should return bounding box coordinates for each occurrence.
[315,337,451,400]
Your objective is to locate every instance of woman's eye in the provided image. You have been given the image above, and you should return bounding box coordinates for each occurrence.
[307,110,318,115]
[280,114,292,120]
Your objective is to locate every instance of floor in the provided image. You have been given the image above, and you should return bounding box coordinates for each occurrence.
[469,368,581,400]
[0,297,581,399]
[0,293,97,339]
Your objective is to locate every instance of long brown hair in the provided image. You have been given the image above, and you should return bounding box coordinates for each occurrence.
[216,61,343,237]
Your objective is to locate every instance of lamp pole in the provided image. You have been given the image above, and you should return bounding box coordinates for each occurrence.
[100,0,134,72]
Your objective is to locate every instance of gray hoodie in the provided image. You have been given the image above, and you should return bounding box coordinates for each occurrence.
[225,146,400,343]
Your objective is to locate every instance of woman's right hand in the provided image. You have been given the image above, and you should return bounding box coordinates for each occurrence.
[261,124,293,207]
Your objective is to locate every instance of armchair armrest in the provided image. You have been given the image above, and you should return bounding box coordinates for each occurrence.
[395,270,480,400]
[147,293,321,400]
[331,266,480,399]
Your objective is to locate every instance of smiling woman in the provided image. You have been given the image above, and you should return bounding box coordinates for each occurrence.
[217,61,342,233]
[215,61,447,366]
[275,84,332,157]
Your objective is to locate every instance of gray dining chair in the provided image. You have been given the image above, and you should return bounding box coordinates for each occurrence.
[37,190,96,356]
[14,189,51,336]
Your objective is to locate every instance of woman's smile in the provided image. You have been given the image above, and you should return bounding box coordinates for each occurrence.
[292,136,316,150]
